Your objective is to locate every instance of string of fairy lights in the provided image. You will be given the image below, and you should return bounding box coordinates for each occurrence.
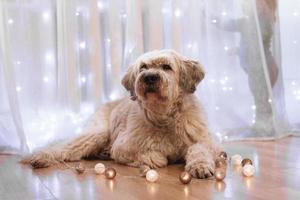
[61,151,256,185]
[3,1,299,149]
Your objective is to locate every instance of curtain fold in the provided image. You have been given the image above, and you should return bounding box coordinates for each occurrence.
[0,0,299,153]
[0,0,28,151]
[56,0,81,111]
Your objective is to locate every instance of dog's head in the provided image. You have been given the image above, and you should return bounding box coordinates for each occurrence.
[122,49,205,105]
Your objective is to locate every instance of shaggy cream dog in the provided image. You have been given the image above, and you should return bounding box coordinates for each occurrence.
[22,49,220,179]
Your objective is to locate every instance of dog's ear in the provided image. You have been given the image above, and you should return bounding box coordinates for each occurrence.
[122,65,137,100]
[179,59,205,93]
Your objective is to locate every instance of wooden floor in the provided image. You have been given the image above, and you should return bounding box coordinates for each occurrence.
[1,136,300,200]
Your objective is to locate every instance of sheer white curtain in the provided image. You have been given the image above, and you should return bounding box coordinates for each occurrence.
[0,0,299,153]
[279,0,300,136]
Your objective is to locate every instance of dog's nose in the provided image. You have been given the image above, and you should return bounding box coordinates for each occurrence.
[143,74,160,84]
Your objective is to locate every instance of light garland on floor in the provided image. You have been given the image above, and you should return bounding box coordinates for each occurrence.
[55,150,255,185]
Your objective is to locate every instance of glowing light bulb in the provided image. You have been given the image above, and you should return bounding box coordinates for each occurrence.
[268,99,272,103]
[106,38,111,43]
[97,1,104,10]
[224,46,229,51]
[109,91,119,100]
[16,86,22,92]
[293,40,298,44]
[43,76,49,83]
[76,12,80,16]
[215,106,220,111]
[42,11,50,21]
[79,41,86,49]
[221,11,227,16]
[8,19,14,24]
[215,132,221,138]
[82,105,94,114]
[174,9,182,18]
[251,105,256,110]
[220,79,226,85]
[212,19,217,23]
[187,43,192,49]
[81,76,86,83]
[293,90,297,95]
[146,170,159,182]
[215,168,226,181]
[45,51,54,65]
[94,163,106,174]
[15,61,21,65]
[293,11,299,17]
[243,164,255,177]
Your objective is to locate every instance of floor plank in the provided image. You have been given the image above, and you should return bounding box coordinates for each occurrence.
[0,155,55,200]
[1,136,300,200]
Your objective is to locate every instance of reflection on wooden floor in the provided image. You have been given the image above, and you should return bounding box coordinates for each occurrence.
[1,136,300,200]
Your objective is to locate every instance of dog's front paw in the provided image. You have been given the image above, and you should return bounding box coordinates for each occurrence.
[185,158,215,179]
[139,151,168,169]
[21,152,55,168]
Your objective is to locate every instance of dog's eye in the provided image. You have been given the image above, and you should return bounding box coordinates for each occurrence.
[140,64,148,71]
[162,64,172,71]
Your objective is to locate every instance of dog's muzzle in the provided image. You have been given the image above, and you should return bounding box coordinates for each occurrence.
[143,73,160,93]
[143,74,160,85]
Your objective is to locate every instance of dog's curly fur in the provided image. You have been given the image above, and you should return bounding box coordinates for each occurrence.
[22,49,221,179]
